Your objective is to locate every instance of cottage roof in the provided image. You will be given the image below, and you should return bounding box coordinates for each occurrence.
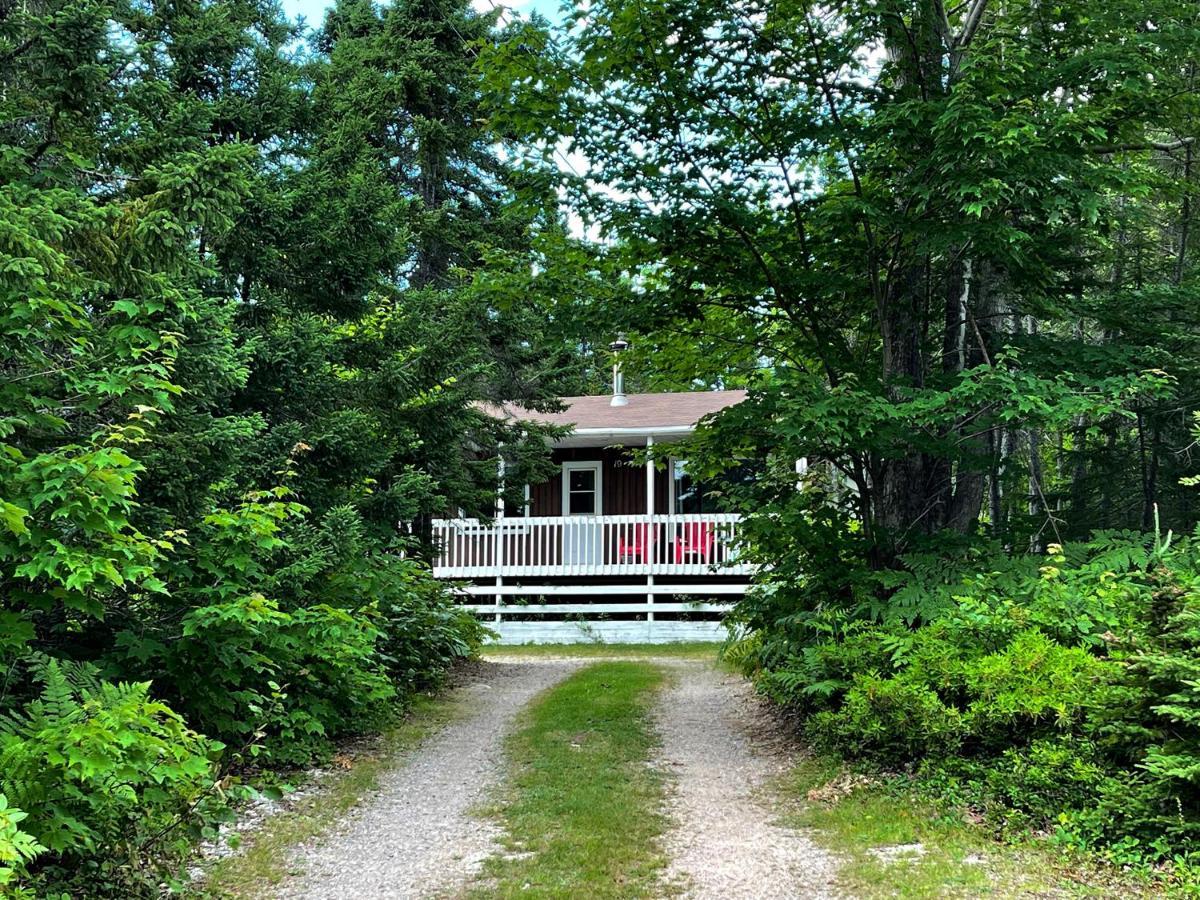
[484,390,746,444]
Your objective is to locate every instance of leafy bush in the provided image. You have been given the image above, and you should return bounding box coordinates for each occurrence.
[112,492,399,765]
[0,793,42,896]
[736,529,1200,865]
[134,595,396,767]
[367,556,492,691]
[962,629,1113,740]
[111,494,484,766]
[0,659,224,896]
[810,673,965,759]
[927,738,1114,832]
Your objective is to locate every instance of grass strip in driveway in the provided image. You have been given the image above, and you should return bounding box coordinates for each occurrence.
[472,660,669,899]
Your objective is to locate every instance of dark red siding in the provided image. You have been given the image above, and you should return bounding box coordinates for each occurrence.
[527,447,671,516]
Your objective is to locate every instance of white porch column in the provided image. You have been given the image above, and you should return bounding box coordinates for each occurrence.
[646,436,655,624]
[495,456,505,623]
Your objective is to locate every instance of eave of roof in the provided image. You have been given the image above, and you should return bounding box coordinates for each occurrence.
[480,390,746,446]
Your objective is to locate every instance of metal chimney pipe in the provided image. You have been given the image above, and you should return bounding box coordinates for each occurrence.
[609,334,629,407]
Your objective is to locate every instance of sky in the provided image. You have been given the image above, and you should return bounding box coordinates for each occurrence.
[279,0,562,29]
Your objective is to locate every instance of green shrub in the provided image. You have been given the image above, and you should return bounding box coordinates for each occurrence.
[0,793,42,896]
[320,546,491,692]
[754,628,902,710]
[962,629,1114,741]
[374,561,492,691]
[928,738,1113,831]
[0,659,224,896]
[811,672,965,760]
[111,496,486,766]
[744,530,1200,864]
[117,594,395,767]
[1101,572,1200,854]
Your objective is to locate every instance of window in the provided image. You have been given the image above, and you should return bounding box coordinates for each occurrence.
[563,463,601,516]
[672,458,713,514]
[671,457,759,514]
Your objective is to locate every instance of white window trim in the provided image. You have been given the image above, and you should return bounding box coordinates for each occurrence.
[668,455,685,515]
[561,460,603,517]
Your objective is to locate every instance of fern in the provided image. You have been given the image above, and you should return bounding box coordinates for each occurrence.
[0,658,224,893]
[720,631,763,674]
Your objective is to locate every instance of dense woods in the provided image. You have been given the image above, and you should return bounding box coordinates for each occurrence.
[489,0,1200,882]
[3,0,1200,892]
[0,0,576,893]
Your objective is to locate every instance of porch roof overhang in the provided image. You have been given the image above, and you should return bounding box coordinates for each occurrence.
[553,424,695,448]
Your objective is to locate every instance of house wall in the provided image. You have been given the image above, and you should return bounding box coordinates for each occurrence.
[527,446,671,516]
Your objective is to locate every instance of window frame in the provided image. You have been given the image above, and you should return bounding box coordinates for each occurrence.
[561,460,603,517]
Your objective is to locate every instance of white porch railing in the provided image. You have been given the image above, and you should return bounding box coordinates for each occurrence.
[431,513,751,579]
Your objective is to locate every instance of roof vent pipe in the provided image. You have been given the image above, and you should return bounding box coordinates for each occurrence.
[609,334,629,407]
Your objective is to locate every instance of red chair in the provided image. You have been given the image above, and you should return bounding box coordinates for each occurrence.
[616,523,655,563]
[675,521,714,563]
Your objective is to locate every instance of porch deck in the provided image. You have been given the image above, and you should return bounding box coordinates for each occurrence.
[432,513,751,643]
[431,513,751,580]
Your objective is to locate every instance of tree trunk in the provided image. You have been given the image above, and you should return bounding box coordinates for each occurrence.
[876,258,934,545]
[1139,412,1161,530]
[1028,426,1045,551]
[1023,316,1047,550]
[944,258,988,533]
[411,139,449,289]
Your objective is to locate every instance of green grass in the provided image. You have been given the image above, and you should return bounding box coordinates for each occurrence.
[481,641,721,660]
[201,691,469,898]
[471,661,670,899]
[784,756,1161,899]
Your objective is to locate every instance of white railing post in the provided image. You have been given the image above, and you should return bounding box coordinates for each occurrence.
[645,436,655,623]
[495,458,505,624]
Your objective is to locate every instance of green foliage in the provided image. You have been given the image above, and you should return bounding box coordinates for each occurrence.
[1,0,553,892]
[120,591,396,767]
[736,530,1200,864]
[810,673,966,760]
[962,629,1111,737]
[1135,593,1200,787]
[0,793,43,895]
[366,556,493,692]
[0,659,223,896]
[110,492,475,766]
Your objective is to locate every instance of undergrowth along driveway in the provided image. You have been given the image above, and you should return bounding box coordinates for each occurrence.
[470,660,670,899]
[784,756,1166,899]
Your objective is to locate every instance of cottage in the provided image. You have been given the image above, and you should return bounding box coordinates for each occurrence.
[432,380,752,643]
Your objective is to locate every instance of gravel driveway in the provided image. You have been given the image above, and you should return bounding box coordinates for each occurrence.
[262,655,836,900]
[272,658,579,900]
[655,661,839,899]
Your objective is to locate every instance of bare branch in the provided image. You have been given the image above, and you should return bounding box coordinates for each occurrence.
[1090,136,1197,154]
[953,0,990,50]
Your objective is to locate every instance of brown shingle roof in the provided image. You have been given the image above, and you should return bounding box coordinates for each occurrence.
[486,390,746,431]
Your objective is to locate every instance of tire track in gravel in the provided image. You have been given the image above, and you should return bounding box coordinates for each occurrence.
[654,660,840,899]
[272,658,580,900]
